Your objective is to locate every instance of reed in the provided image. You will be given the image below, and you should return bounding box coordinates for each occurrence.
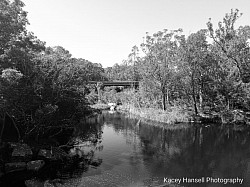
[117,104,190,124]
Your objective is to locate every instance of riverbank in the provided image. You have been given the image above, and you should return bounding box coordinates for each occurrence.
[89,102,227,125]
[90,103,191,124]
[117,104,191,124]
[90,103,111,110]
[0,122,102,186]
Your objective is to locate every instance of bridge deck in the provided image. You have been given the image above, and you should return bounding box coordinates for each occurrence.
[88,81,139,87]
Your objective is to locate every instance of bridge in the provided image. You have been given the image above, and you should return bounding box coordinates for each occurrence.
[88,81,139,87]
[88,81,139,102]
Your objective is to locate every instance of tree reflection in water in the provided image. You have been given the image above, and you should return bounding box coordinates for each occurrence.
[82,111,250,186]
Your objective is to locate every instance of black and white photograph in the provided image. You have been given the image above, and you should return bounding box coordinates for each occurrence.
[1,0,250,186]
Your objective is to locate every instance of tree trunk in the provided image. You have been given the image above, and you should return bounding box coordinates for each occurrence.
[166,88,169,105]
[192,93,198,115]
[162,92,166,111]
[96,82,102,103]
[0,113,6,142]
[199,89,203,110]
[191,74,198,115]
[199,77,204,111]
[97,87,100,103]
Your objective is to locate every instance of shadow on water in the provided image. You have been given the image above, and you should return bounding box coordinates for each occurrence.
[2,111,250,186]
[0,115,104,187]
[77,111,250,187]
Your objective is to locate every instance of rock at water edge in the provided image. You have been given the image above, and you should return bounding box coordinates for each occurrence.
[27,160,45,171]
[11,143,33,162]
[5,162,26,173]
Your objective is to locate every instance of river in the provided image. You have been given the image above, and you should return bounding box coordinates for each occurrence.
[60,111,250,187]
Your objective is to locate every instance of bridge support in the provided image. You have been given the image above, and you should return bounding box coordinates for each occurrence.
[96,82,103,103]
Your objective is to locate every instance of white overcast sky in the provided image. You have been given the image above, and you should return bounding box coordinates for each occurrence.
[22,0,250,67]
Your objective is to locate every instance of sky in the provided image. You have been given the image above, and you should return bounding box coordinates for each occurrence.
[22,0,250,68]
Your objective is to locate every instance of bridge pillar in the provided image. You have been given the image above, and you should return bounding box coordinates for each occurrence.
[96,82,103,103]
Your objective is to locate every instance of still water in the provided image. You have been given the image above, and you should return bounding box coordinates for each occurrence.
[68,111,250,187]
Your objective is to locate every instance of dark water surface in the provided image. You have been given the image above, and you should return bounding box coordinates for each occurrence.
[67,111,250,187]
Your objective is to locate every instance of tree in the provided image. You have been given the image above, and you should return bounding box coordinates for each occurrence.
[207,9,250,83]
[140,29,183,110]
[0,0,109,141]
[127,45,141,81]
[207,9,250,113]
[0,0,28,55]
[104,62,135,81]
[0,0,45,73]
[179,30,210,114]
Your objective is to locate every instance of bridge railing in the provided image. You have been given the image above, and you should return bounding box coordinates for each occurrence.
[88,81,139,87]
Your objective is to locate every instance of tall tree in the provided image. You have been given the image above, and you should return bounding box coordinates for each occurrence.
[0,0,28,55]
[207,9,250,83]
[179,30,209,114]
[207,9,250,113]
[128,45,140,81]
[140,29,183,110]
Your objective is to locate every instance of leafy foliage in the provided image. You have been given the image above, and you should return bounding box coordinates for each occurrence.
[105,9,250,124]
[0,0,106,140]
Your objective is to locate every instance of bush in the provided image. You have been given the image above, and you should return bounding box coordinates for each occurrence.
[1,68,23,84]
[0,62,92,140]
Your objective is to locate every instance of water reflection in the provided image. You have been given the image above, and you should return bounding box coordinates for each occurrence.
[72,111,250,187]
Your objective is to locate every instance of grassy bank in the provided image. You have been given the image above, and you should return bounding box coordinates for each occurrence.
[89,102,192,124]
[117,104,191,124]
[90,103,110,110]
